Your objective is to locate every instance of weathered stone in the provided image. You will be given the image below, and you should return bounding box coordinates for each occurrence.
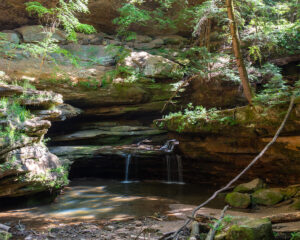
[161,35,188,45]
[52,127,166,145]
[234,178,265,193]
[60,44,115,66]
[124,51,181,79]
[19,90,63,109]
[0,83,23,97]
[55,104,82,121]
[1,31,20,44]
[134,35,153,43]
[225,192,251,209]
[281,184,300,198]
[253,188,284,206]
[133,39,164,50]
[16,25,66,43]
[226,218,274,240]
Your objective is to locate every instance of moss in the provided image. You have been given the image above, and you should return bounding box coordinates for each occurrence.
[252,188,284,206]
[291,198,300,210]
[226,225,255,240]
[225,192,251,208]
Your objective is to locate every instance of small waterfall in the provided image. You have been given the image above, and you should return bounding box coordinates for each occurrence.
[161,139,184,184]
[176,155,184,184]
[166,155,171,183]
[160,139,179,153]
[122,154,132,184]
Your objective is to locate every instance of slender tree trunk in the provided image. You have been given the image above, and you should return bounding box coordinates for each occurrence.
[226,0,253,104]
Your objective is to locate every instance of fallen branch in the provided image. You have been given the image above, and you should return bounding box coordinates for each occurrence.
[161,96,295,240]
[0,224,10,232]
[205,205,229,240]
[267,212,300,224]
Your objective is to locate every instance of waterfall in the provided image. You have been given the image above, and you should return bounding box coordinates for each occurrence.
[122,154,132,184]
[160,139,179,153]
[176,155,184,184]
[161,139,184,184]
[166,155,171,183]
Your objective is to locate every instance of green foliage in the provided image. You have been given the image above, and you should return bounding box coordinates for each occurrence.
[50,165,69,189]
[1,98,31,123]
[0,156,18,171]
[22,1,95,67]
[113,0,178,40]
[25,1,96,39]
[254,63,290,105]
[0,125,24,143]
[291,232,300,240]
[102,44,143,83]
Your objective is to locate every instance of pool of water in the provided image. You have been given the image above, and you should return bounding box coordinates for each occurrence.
[30,178,225,220]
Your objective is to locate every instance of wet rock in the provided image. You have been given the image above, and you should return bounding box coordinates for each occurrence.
[225,192,251,209]
[226,218,274,240]
[234,178,265,193]
[16,25,66,43]
[253,188,284,206]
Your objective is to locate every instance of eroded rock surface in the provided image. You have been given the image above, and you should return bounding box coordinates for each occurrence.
[0,79,80,198]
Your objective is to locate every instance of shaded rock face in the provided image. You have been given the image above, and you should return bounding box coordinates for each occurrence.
[0,80,80,198]
[0,0,202,36]
[160,100,300,185]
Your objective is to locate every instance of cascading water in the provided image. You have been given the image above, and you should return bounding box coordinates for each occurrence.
[176,155,184,184]
[166,155,171,182]
[122,154,132,184]
[161,139,184,184]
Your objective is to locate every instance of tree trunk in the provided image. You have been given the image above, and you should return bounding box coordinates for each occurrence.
[226,0,253,104]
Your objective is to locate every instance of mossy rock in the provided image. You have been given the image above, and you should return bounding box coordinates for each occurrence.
[226,218,274,240]
[281,184,300,199]
[252,188,284,206]
[0,230,12,240]
[225,192,251,209]
[234,178,265,193]
[291,198,300,210]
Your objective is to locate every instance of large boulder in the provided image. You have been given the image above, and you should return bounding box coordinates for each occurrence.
[252,188,284,206]
[226,218,274,240]
[234,178,265,193]
[124,51,181,79]
[225,192,251,209]
[60,44,115,66]
[15,25,66,43]
[0,31,20,44]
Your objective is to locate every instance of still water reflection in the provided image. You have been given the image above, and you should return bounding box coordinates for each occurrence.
[31,178,224,220]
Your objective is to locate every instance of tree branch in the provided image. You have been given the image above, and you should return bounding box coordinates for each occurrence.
[161,95,295,239]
